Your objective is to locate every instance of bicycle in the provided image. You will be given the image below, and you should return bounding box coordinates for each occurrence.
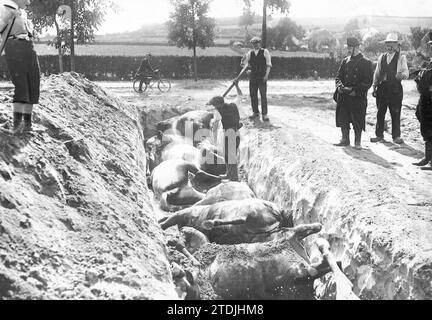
[133,70,171,93]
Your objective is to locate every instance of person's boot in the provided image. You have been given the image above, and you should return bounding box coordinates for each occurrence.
[334,128,350,147]
[413,141,432,166]
[22,113,32,132]
[12,112,23,133]
[370,136,384,143]
[393,137,404,144]
[354,130,363,150]
[249,113,260,120]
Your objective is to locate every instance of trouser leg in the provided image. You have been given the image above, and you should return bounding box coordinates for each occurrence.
[249,80,260,114]
[375,98,388,138]
[414,141,432,166]
[334,127,350,146]
[354,128,362,149]
[259,81,268,116]
[224,133,239,181]
[389,103,402,139]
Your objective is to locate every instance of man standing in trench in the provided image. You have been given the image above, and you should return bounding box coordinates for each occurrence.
[242,37,272,122]
[370,33,409,144]
[0,0,40,134]
[207,96,242,181]
[334,37,374,150]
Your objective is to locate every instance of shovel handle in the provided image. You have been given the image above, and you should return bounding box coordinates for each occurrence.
[223,66,249,98]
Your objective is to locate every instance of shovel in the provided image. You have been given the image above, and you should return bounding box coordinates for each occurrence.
[222,65,249,98]
[316,238,360,300]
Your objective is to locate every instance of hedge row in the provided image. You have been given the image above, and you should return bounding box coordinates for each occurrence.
[0,55,339,81]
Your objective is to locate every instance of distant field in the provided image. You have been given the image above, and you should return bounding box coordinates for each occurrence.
[34,43,329,59]
[34,44,241,57]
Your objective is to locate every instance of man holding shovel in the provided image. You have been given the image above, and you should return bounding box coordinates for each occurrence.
[242,36,272,122]
[0,0,40,134]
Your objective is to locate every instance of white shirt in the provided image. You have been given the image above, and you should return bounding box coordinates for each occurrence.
[373,51,409,86]
[386,52,396,65]
[243,48,272,68]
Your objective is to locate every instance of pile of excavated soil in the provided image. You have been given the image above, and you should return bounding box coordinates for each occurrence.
[0,73,177,300]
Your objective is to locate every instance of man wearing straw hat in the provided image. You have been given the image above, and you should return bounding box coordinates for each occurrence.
[370,33,409,144]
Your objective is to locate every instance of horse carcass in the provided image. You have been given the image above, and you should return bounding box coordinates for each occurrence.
[194,223,332,300]
[160,199,293,244]
[152,159,221,211]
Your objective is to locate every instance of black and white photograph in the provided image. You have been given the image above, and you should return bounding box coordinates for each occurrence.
[0,0,432,307]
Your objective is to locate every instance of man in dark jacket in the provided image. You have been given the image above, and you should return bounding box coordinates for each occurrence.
[334,37,374,150]
[207,96,242,181]
[413,32,432,171]
[136,54,156,93]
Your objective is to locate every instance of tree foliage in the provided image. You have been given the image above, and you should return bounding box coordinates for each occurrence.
[29,0,115,71]
[410,27,430,50]
[267,17,304,50]
[167,0,216,81]
[239,3,255,43]
[344,18,359,34]
[168,0,216,50]
[31,0,115,49]
[266,0,290,13]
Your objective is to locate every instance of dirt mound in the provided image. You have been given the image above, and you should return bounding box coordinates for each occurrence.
[0,73,177,300]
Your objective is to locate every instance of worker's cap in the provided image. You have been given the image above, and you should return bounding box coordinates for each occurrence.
[250,37,262,44]
[346,37,360,47]
[207,96,224,107]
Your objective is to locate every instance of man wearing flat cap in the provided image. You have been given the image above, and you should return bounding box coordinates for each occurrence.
[207,96,242,181]
[413,31,432,170]
[334,37,374,150]
[242,36,272,122]
[370,33,409,144]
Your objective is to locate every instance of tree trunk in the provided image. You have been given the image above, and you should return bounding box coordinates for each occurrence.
[193,45,198,82]
[54,16,63,73]
[262,0,267,48]
[70,0,75,72]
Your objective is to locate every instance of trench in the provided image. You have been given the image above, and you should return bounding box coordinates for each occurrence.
[137,107,341,300]
[138,105,430,300]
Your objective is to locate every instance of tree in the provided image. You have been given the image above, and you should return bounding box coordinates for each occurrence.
[30,0,115,72]
[344,18,359,34]
[410,27,430,50]
[168,0,216,81]
[267,17,304,50]
[244,0,290,48]
[362,32,386,54]
[239,3,255,44]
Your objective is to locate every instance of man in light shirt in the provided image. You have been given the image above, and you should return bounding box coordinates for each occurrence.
[242,37,272,122]
[370,33,409,144]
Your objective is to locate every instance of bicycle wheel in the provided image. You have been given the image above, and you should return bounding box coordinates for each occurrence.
[158,78,171,93]
[133,79,147,93]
